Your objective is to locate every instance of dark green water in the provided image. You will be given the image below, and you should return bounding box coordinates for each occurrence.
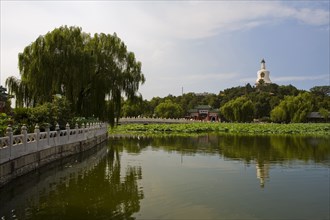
[0,134,329,220]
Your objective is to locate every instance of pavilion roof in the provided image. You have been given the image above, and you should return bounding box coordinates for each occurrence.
[195,105,212,110]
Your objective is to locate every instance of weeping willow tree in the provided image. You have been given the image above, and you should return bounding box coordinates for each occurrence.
[6,26,145,125]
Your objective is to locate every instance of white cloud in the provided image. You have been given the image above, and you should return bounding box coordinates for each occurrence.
[161,72,239,81]
[293,8,329,25]
[239,74,330,87]
[273,74,329,82]
[128,1,329,40]
[1,1,329,98]
[240,77,258,84]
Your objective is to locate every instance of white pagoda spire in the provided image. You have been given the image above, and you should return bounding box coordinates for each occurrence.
[261,59,266,69]
[256,59,272,85]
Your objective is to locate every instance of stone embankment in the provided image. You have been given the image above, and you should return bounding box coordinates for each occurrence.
[0,122,108,187]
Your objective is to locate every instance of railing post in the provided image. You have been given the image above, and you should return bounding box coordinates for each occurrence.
[55,123,60,145]
[87,123,90,139]
[21,124,27,153]
[34,124,40,151]
[45,123,50,146]
[90,123,93,137]
[66,123,70,142]
[6,125,13,159]
[83,123,87,140]
[75,123,79,139]
[92,123,95,137]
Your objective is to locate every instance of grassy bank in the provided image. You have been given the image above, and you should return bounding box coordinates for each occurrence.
[109,122,330,136]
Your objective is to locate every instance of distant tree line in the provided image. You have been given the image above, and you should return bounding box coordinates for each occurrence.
[120,84,330,123]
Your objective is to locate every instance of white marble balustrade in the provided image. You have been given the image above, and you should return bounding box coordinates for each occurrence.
[0,122,108,164]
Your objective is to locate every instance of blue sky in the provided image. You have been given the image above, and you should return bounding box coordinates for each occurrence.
[1,1,329,100]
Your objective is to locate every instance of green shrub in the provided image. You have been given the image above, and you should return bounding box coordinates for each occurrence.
[0,113,12,137]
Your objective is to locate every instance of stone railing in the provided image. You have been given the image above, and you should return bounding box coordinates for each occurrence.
[0,122,108,164]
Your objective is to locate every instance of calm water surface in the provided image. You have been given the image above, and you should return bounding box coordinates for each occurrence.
[0,134,329,220]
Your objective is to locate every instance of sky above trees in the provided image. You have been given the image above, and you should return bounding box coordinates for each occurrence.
[1,1,329,100]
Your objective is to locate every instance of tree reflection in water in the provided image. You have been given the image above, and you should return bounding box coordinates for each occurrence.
[113,134,329,188]
[0,143,144,220]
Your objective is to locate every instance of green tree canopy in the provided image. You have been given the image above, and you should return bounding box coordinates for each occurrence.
[318,108,329,122]
[154,100,184,119]
[310,86,330,97]
[220,96,255,122]
[6,26,145,125]
[270,92,313,123]
[121,95,151,118]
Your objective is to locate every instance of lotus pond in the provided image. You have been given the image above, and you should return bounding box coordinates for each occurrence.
[109,122,330,136]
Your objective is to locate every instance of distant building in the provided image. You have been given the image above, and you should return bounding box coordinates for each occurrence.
[194,92,211,96]
[187,105,219,122]
[255,59,272,85]
[306,112,328,123]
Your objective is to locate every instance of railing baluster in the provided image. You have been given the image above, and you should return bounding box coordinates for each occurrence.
[34,124,40,151]
[66,123,70,142]
[45,124,50,146]
[21,124,27,153]
[6,125,13,159]
[75,123,79,140]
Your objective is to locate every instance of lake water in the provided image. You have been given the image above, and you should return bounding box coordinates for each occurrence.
[0,134,329,220]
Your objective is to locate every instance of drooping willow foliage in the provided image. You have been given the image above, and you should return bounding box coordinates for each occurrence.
[6,26,145,125]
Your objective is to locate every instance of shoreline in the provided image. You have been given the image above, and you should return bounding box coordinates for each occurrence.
[109,122,330,136]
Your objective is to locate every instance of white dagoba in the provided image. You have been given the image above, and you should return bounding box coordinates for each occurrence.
[256,59,272,85]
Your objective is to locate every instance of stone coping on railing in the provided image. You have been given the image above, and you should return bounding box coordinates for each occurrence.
[0,122,108,164]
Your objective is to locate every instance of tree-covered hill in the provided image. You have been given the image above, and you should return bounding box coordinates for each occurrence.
[121,84,330,123]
